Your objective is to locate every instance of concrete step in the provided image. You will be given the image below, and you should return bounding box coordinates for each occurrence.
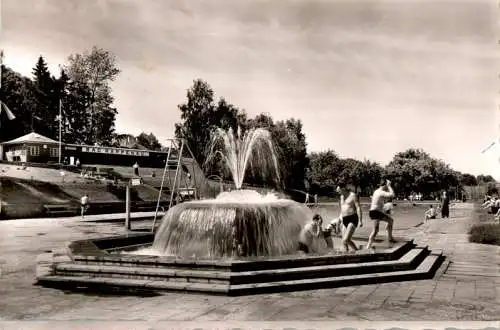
[72,240,415,272]
[228,254,444,296]
[36,254,444,296]
[54,247,430,285]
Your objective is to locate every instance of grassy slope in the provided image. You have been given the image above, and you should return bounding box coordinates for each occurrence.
[0,164,182,219]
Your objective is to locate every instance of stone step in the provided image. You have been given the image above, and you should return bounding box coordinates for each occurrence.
[227,254,443,296]
[55,247,429,284]
[54,247,429,285]
[36,254,444,296]
[72,240,415,272]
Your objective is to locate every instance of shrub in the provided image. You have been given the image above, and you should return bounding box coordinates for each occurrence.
[468,223,500,246]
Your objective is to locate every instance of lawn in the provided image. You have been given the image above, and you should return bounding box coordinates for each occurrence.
[468,204,500,246]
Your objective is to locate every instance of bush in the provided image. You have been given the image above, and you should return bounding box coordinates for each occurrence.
[468,223,500,245]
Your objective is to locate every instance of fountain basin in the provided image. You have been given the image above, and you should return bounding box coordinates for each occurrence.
[151,191,311,258]
[35,233,446,296]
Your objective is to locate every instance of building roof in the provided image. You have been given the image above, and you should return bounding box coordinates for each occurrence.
[1,132,59,145]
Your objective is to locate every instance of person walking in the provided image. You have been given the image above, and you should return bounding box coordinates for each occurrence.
[80,193,89,220]
[133,162,139,176]
[441,190,450,218]
[366,179,396,250]
[336,181,363,252]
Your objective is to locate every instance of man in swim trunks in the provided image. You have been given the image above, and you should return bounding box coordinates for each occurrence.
[337,181,363,252]
[366,179,396,249]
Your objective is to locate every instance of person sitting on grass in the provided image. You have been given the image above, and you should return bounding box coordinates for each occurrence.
[298,214,325,254]
[424,204,437,221]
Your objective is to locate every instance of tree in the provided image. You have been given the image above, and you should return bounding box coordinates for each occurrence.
[0,66,38,141]
[308,150,342,195]
[477,174,495,184]
[136,132,163,151]
[65,46,120,145]
[31,56,57,138]
[359,160,384,196]
[244,115,308,190]
[460,173,478,186]
[175,79,246,167]
[385,148,461,198]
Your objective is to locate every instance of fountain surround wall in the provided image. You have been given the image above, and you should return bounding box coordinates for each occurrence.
[151,190,311,258]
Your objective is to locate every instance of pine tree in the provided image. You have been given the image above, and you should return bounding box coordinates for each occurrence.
[32,56,56,138]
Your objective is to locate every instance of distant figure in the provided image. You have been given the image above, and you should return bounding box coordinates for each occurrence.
[75,159,81,168]
[298,214,323,254]
[60,171,66,183]
[367,179,396,250]
[441,191,450,218]
[81,193,89,219]
[424,205,437,221]
[133,162,139,176]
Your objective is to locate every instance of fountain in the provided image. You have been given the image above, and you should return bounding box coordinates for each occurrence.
[35,127,446,296]
[149,127,310,258]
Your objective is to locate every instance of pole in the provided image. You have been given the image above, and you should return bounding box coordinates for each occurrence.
[151,142,172,232]
[169,140,184,208]
[58,99,62,164]
[125,182,131,230]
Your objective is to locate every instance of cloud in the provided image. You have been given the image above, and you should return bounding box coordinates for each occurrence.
[2,0,498,175]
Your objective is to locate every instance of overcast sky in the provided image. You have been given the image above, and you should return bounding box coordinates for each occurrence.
[1,0,498,177]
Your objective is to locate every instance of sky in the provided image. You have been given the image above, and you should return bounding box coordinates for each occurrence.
[1,0,499,177]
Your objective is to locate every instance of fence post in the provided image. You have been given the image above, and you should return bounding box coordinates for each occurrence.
[125,182,131,230]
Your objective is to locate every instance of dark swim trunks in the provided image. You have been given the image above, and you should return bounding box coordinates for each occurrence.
[369,210,390,220]
[342,214,359,227]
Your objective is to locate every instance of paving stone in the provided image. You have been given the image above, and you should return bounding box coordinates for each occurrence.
[2,204,500,321]
[432,279,456,302]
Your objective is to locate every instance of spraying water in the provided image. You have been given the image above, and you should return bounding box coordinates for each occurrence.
[149,127,311,259]
[206,127,280,189]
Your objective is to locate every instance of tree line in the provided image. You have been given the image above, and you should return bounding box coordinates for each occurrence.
[174,79,496,199]
[0,47,162,150]
[1,47,496,198]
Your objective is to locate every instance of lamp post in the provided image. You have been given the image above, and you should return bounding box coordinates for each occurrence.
[58,99,62,164]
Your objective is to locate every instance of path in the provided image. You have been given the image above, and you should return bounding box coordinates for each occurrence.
[0,203,499,321]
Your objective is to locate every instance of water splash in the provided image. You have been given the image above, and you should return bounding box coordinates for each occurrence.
[206,127,280,189]
[151,190,312,259]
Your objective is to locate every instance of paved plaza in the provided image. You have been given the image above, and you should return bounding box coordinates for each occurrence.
[0,203,499,321]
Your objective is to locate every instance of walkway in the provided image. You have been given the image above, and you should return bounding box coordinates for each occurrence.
[13,210,165,223]
[0,203,499,321]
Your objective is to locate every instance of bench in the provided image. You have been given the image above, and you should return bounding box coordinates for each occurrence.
[43,204,79,217]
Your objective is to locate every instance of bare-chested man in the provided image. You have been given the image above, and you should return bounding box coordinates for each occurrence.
[337,181,363,252]
[366,179,396,249]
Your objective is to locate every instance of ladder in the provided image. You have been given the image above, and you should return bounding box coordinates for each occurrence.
[151,138,202,232]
